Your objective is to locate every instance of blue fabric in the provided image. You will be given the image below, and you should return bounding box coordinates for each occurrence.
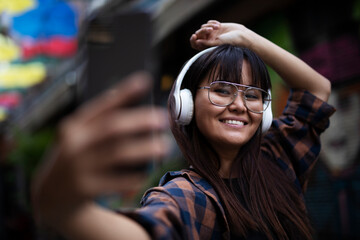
[12,0,78,39]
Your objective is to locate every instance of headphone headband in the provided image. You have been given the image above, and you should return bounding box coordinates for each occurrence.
[174,47,217,97]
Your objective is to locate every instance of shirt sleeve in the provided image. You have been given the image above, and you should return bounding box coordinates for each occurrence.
[119,187,184,240]
[118,173,225,240]
[262,89,336,192]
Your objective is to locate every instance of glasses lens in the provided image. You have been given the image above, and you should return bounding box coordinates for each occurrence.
[244,88,270,113]
[209,82,236,106]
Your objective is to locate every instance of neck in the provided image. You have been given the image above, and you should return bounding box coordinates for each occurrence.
[214,146,239,178]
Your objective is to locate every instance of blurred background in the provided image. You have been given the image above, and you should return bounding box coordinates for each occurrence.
[0,0,359,239]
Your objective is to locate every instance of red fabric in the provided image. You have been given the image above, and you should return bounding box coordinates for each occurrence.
[0,92,22,108]
[21,36,78,59]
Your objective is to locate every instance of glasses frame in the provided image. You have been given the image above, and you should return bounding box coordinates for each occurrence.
[198,80,271,113]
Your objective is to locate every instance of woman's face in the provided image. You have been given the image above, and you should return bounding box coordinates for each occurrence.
[194,61,263,156]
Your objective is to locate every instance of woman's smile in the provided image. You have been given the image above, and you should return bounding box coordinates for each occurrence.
[220,118,248,127]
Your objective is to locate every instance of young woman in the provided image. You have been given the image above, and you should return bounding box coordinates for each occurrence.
[32,20,335,240]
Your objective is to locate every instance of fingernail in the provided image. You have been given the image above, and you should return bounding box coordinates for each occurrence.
[128,72,153,92]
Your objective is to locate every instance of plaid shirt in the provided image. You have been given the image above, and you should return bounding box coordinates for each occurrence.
[123,90,335,240]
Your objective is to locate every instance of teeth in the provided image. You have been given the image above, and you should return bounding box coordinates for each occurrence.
[223,120,244,126]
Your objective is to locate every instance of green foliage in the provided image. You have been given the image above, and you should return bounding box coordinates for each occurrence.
[354,0,360,35]
[253,13,295,83]
[7,127,56,179]
[353,0,360,21]
[252,13,294,115]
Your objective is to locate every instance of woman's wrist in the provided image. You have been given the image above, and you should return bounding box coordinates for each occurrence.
[52,201,98,238]
[225,24,259,51]
[241,28,267,54]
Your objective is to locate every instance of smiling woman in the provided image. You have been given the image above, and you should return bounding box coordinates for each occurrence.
[32,20,335,240]
[165,41,334,239]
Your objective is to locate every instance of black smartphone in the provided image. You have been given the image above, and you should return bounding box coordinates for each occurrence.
[78,9,159,176]
[78,8,156,104]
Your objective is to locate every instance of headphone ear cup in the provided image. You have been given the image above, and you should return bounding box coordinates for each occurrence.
[262,100,273,133]
[172,47,217,126]
[177,89,194,125]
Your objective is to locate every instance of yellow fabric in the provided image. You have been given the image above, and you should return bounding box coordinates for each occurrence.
[0,35,20,62]
[0,62,46,88]
[0,0,36,14]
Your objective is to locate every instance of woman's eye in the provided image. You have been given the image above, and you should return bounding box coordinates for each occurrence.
[245,94,258,99]
[245,90,261,100]
[213,88,231,95]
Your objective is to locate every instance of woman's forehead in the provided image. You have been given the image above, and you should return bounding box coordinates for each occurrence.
[202,60,254,85]
[241,61,253,85]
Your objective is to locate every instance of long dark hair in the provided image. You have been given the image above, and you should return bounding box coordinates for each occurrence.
[168,45,312,239]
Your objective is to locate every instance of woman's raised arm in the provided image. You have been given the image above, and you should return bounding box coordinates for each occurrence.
[190,20,331,102]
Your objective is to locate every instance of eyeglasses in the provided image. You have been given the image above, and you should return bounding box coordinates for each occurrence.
[198,81,271,113]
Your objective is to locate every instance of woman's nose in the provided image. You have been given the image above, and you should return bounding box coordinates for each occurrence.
[228,93,247,112]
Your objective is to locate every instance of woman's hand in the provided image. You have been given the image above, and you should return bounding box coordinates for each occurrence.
[190,20,255,50]
[31,72,171,229]
[190,20,331,101]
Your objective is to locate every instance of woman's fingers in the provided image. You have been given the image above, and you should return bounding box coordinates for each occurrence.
[201,20,220,30]
[109,132,171,165]
[190,21,223,50]
[34,70,170,193]
[32,121,171,215]
[190,20,251,51]
[206,20,221,26]
[54,132,171,199]
[190,20,252,50]
[91,107,168,143]
[75,71,153,123]
[52,103,171,199]
[58,106,168,159]
[190,31,214,50]
[31,71,172,228]
[77,130,171,169]
[194,27,218,42]
[189,34,200,50]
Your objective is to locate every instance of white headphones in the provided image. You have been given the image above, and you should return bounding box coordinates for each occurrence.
[173,46,273,133]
